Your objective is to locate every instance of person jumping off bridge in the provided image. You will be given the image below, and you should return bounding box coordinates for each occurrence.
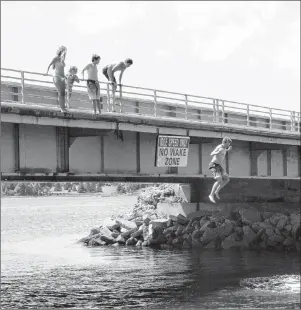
[208,136,232,203]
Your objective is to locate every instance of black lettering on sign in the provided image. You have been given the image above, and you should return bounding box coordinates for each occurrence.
[159,137,168,147]
[164,157,181,166]
[159,148,169,156]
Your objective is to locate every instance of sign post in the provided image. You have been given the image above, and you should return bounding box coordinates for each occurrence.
[155,135,190,167]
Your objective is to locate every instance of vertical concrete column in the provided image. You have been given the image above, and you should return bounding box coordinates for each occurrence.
[56,127,69,173]
[298,146,301,177]
[267,150,272,176]
[136,132,140,174]
[198,143,202,174]
[249,142,258,176]
[282,148,288,177]
[13,124,20,172]
[100,136,105,173]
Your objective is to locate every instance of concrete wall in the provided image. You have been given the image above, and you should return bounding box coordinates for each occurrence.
[69,137,102,173]
[19,124,57,172]
[228,141,250,176]
[287,146,299,177]
[271,150,283,177]
[192,177,300,203]
[257,151,268,176]
[1,123,15,172]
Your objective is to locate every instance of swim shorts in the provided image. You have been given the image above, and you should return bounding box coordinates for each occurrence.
[102,66,116,84]
[209,162,227,179]
[87,79,100,100]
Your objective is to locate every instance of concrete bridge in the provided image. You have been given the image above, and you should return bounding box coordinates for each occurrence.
[1,68,300,204]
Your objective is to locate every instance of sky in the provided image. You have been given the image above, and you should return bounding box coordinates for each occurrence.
[1,1,300,111]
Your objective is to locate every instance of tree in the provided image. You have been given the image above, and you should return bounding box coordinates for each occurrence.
[54,183,62,192]
[77,183,86,193]
[14,183,27,196]
[96,183,103,193]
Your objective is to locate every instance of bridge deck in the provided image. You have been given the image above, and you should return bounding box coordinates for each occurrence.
[1,68,300,136]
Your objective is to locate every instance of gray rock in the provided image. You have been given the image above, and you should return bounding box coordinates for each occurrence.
[115,235,126,244]
[183,240,191,249]
[240,209,261,224]
[150,218,168,229]
[136,240,143,247]
[291,223,300,239]
[102,217,120,230]
[116,219,137,230]
[259,240,268,250]
[121,228,138,239]
[261,212,273,221]
[215,223,233,239]
[283,237,295,247]
[269,234,285,243]
[200,221,211,232]
[201,228,218,244]
[251,223,261,233]
[126,237,137,246]
[166,219,173,228]
[243,226,257,244]
[90,228,100,236]
[290,214,300,226]
[276,216,288,231]
[265,228,275,238]
[221,233,248,249]
[284,224,293,233]
[131,229,143,238]
[100,235,115,244]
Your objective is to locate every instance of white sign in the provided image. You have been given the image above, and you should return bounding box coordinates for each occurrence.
[155,135,190,167]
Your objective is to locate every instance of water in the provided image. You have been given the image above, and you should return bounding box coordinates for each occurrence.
[1,195,300,309]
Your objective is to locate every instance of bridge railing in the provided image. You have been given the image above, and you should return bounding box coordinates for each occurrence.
[1,67,300,134]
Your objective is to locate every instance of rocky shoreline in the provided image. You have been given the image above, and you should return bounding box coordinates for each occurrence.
[78,185,301,252]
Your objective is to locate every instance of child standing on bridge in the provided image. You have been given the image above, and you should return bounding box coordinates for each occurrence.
[208,136,232,203]
[82,54,102,115]
[65,66,79,109]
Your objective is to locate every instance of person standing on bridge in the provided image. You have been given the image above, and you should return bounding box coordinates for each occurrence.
[65,66,80,109]
[208,136,232,203]
[46,46,68,112]
[82,54,102,115]
[102,58,133,111]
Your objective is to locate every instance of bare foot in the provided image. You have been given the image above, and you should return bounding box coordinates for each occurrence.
[209,195,216,203]
[215,192,220,199]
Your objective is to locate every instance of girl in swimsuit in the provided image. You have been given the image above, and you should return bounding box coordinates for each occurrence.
[46,46,68,112]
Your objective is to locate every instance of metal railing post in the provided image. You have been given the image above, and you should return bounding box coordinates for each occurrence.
[106,83,111,112]
[185,94,188,120]
[21,71,25,104]
[221,100,225,124]
[291,111,295,132]
[269,108,272,129]
[246,104,250,127]
[119,85,123,113]
[154,90,157,117]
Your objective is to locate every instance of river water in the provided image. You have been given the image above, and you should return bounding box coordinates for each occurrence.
[1,195,300,309]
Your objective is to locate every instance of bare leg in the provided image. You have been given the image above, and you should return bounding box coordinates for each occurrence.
[53,77,67,112]
[215,177,230,199]
[92,100,97,114]
[97,100,101,114]
[209,179,222,203]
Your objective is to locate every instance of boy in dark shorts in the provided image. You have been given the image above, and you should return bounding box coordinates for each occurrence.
[208,136,232,203]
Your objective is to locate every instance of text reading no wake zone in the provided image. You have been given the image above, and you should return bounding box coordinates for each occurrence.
[156,136,190,167]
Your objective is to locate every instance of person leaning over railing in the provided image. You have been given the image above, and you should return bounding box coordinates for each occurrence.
[102,58,133,111]
[45,46,68,112]
[82,54,102,115]
[65,66,79,109]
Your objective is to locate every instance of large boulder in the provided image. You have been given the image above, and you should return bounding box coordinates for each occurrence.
[201,228,218,244]
[221,233,248,249]
[215,223,233,240]
[150,219,168,229]
[240,209,261,225]
[103,217,120,230]
[290,214,300,226]
[283,237,295,247]
[276,216,288,231]
[291,223,301,239]
[115,235,126,244]
[116,219,137,230]
[126,237,137,246]
[121,227,138,239]
[243,226,257,244]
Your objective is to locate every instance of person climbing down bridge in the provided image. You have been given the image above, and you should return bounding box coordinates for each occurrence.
[102,58,133,91]
[82,54,102,115]
[208,136,232,203]
[65,66,79,109]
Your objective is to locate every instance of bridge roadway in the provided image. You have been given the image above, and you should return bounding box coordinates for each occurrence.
[1,68,300,203]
